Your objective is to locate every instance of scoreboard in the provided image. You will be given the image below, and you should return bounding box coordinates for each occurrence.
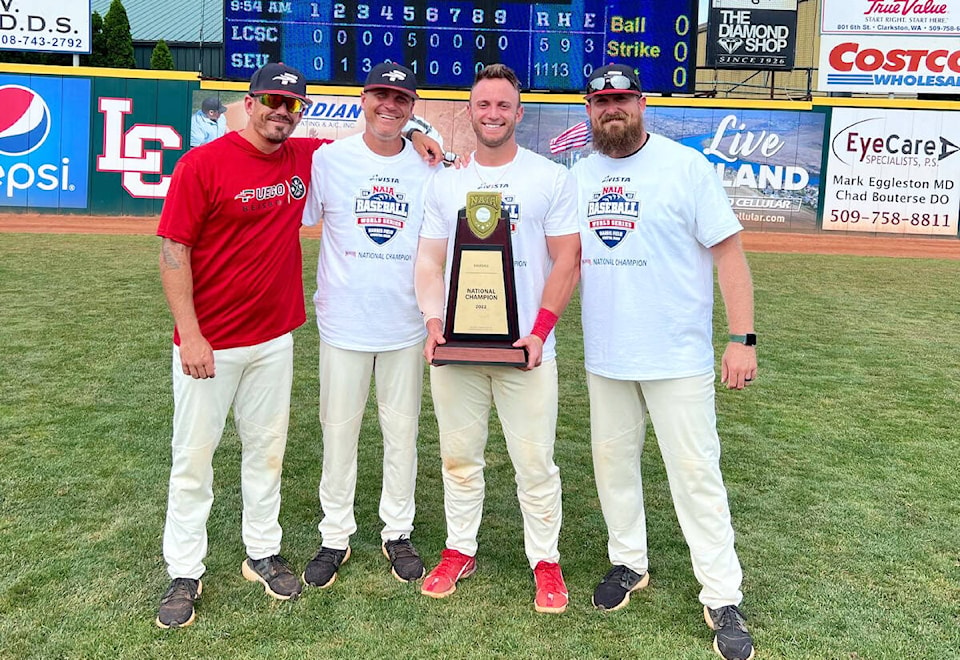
[224,1,698,94]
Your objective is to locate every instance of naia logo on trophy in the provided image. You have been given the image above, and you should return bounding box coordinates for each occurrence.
[586,185,640,249]
[354,185,409,245]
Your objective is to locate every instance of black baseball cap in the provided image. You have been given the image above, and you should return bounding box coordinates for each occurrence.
[363,62,418,100]
[585,64,642,98]
[201,96,226,113]
[249,62,312,105]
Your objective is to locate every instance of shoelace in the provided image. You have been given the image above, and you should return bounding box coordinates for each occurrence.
[312,548,344,567]
[432,550,471,579]
[387,540,418,561]
[258,554,293,577]
[163,578,198,602]
[534,563,565,594]
[605,565,639,589]
[712,605,748,631]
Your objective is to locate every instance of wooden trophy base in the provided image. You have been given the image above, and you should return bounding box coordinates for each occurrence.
[432,342,527,367]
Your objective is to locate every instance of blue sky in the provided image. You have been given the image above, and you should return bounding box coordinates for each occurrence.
[699,0,709,21]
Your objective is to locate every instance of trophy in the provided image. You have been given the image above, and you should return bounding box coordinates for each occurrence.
[432,191,526,367]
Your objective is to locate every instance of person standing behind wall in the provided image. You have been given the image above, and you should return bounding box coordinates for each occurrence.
[189,96,227,148]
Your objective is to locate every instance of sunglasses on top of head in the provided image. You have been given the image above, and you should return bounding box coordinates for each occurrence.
[252,93,306,114]
[588,74,639,93]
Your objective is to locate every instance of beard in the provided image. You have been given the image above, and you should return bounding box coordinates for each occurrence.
[592,112,645,156]
[261,113,295,143]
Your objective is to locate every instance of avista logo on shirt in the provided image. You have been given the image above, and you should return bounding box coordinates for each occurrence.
[354,185,409,245]
[586,185,641,249]
[234,176,306,205]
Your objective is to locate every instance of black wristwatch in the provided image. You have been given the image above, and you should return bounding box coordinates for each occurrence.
[729,333,757,346]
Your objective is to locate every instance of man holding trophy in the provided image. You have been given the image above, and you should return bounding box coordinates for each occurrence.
[413,64,581,614]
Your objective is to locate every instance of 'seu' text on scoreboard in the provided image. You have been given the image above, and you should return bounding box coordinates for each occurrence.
[224,0,698,94]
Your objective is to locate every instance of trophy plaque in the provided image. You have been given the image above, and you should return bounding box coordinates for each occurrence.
[432,191,526,367]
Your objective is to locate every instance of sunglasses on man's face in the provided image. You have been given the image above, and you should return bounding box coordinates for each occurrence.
[253,93,306,114]
[588,74,639,93]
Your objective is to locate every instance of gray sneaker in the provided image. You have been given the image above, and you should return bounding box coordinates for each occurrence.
[303,546,351,588]
[382,538,426,582]
[241,555,302,600]
[704,604,756,660]
[592,565,650,611]
[155,577,202,629]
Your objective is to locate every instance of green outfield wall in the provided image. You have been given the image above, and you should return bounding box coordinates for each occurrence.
[0,63,957,239]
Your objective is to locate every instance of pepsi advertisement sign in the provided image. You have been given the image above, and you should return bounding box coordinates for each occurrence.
[0,75,90,208]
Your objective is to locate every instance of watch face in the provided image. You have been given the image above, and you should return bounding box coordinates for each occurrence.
[745,333,757,346]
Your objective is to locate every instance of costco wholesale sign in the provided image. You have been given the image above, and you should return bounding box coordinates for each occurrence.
[823,107,959,235]
[818,0,960,93]
[0,0,91,55]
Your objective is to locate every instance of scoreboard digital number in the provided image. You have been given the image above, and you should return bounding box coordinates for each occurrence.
[224,1,698,94]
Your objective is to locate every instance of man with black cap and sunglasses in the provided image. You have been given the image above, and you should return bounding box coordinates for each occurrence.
[571,64,758,660]
[300,62,443,591]
[154,62,444,629]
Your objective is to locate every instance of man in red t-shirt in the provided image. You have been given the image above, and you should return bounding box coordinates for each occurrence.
[155,62,320,629]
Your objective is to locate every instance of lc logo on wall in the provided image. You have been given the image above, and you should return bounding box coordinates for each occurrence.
[97,98,182,198]
[0,76,90,208]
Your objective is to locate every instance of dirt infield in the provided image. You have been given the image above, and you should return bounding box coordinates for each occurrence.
[1,213,957,259]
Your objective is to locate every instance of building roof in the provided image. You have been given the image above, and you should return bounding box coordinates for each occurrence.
[92,0,223,43]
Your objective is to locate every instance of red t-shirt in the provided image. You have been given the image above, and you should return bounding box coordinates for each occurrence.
[157,132,330,350]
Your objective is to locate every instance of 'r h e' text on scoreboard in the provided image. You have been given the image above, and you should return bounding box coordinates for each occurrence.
[224,0,698,94]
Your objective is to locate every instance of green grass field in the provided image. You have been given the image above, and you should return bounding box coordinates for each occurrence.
[0,233,958,659]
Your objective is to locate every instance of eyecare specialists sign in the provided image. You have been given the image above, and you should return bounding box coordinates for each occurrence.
[822,107,960,236]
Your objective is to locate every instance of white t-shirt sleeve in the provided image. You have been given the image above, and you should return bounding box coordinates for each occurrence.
[420,169,449,239]
[542,165,580,237]
[302,147,326,227]
[692,155,741,248]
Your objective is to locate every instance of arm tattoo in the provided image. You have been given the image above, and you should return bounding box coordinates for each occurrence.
[161,240,186,270]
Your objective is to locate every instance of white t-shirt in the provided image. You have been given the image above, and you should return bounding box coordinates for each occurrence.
[304,133,441,351]
[421,147,579,361]
[571,133,742,380]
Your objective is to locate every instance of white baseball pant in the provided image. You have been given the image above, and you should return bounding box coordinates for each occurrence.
[316,340,423,548]
[588,370,744,608]
[163,333,293,580]
[429,359,562,569]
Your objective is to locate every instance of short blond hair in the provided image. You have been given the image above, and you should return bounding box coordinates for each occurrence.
[472,64,521,94]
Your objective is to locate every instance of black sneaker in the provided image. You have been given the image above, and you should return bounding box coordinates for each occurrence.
[592,565,650,611]
[241,554,302,600]
[155,577,202,629]
[302,546,351,588]
[382,538,426,582]
[704,604,756,660]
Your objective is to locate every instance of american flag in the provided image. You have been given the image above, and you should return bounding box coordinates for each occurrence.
[549,120,591,154]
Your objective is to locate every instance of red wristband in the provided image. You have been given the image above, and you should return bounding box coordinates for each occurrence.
[531,307,559,344]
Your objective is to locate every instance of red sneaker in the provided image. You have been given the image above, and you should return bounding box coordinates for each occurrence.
[421,549,476,598]
[534,561,568,613]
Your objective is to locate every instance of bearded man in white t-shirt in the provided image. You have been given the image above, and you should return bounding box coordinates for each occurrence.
[570,64,758,660]
[300,62,443,589]
[414,64,581,613]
